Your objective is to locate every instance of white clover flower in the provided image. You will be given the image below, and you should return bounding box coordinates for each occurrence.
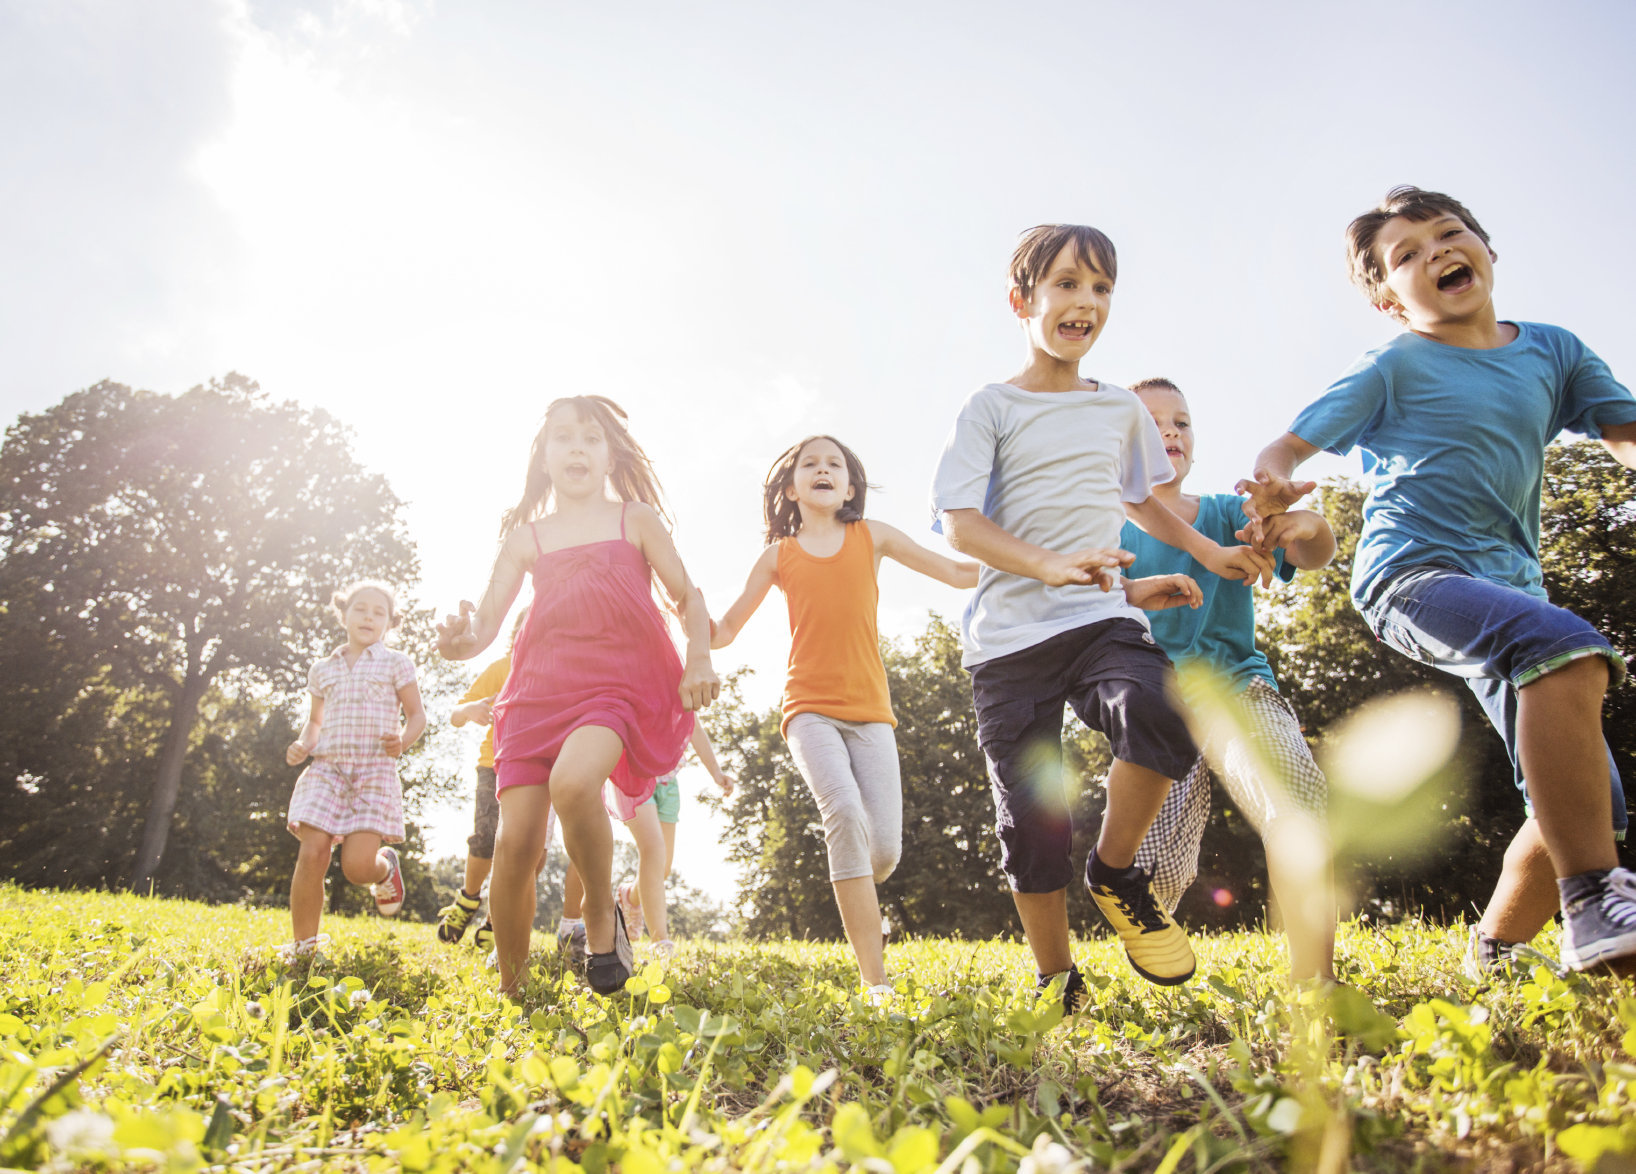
[349,989,372,1010]
[1018,1134,1082,1174]
[244,1001,267,1020]
[46,1109,115,1157]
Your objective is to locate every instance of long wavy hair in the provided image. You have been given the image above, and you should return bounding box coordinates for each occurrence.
[498,396,670,537]
[762,435,871,543]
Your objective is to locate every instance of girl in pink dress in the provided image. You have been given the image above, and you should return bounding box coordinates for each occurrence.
[437,396,718,997]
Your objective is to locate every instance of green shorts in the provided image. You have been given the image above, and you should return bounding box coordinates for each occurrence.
[649,772,681,824]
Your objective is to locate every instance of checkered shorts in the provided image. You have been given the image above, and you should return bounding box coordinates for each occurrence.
[287,756,405,844]
[1134,679,1327,910]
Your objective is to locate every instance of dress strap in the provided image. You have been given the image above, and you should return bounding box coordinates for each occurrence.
[530,522,543,557]
[619,501,628,540]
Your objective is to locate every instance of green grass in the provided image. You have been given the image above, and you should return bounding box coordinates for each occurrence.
[1,886,1633,1172]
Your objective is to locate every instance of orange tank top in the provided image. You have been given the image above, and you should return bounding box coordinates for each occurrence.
[778,521,896,734]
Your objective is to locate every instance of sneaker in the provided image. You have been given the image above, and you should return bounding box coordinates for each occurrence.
[473,918,495,953]
[617,881,646,940]
[555,920,587,971]
[277,934,330,964]
[437,890,482,944]
[1036,966,1088,1015]
[863,983,894,1007]
[371,847,405,917]
[650,938,676,963]
[584,905,634,995]
[1087,857,1196,986]
[1462,927,1558,981]
[1560,867,1636,972]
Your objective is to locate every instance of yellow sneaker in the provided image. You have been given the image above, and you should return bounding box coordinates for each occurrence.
[1087,862,1195,986]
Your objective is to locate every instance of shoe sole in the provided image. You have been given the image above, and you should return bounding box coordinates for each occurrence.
[1562,926,1636,971]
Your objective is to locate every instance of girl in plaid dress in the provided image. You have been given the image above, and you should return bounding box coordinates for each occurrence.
[1119,379,1339,983]
[436,396,718,999]
[285,581,426,957]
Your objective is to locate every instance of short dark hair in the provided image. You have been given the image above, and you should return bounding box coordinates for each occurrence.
[1009,224,1118,302]
[1130,376,1182,396]
[762,436,871,543]
[1346,186,1492,310]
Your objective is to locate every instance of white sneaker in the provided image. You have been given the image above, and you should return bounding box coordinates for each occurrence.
[864,983,894,1007]
[277,934,330,964]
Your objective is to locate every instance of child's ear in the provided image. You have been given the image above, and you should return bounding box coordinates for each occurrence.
[1374,298,1408,325]
[1007,284,1031,319]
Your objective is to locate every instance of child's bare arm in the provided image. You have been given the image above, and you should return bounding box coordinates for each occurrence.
[1602,420,1636,470]
[629,503,720,710]
[868,520,980,588]
[451,698,495,727]
[1124,495,1277,586]
[1236,432,1322,547]
[688,724,735,797]
[1243,509,1337,570]
[940,508,1131,589]
[287,695,324,765]
[438,528,532,660]
[713,545,779,648]
[382,681,426,758]
[1123,573,1203,611]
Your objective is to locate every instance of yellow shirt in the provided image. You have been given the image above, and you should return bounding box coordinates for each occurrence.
[459,655,511,769]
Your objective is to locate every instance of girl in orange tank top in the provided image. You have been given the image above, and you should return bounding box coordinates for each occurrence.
[713,436,978,999]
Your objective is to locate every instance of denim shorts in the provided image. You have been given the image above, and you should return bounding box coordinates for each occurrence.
[969,618,1198,892]
[1360,564,1627,838]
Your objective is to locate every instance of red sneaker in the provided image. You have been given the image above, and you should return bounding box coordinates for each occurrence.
[372,847,406,916]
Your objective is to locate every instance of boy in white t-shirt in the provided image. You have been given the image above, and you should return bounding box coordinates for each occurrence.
[931,224,1275,1005]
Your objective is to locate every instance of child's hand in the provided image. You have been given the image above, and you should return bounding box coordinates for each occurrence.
[286,740,310,766]
[679,654,720,712]
[714,771,736,799]
[1234,471,1317,548]
[1203,544,1278,587]
[1236,508,1322,553]
[380,730,405,757]
[460,698,495,726]
[1124,573,1203,611]
[1040,547,1135,588]
[436,600,478,659]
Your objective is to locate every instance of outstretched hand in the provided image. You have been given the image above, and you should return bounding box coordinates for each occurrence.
[1234,508,1323,554]
[1124,573,1203,611]
[1040,547,1135,589]
[1235,471,1317,549]
[436,600,478,659]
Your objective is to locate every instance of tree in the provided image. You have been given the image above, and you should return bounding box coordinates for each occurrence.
[0,375,448,890]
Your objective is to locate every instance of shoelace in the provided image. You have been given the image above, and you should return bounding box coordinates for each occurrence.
[1105,888,1169,933]
[1605,870,1636,926]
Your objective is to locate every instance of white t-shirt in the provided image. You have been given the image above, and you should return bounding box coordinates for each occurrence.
[930,380,1174,667]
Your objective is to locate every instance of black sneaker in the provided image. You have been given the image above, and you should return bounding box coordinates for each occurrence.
[437,890,482,944]
[1036,965,1089,1015]
[584,904,634,995]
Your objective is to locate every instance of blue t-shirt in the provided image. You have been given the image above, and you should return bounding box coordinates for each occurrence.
[1290,322,1636,608]
[1120,494,1293,699]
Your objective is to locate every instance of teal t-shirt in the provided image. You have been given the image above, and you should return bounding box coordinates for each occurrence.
[1289,321,1636,608]
[1119,493,1293,697]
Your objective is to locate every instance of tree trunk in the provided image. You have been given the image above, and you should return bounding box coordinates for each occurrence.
[128,673,208,891]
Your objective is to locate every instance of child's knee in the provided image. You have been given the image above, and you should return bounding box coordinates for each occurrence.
[871,841,902,884]
[296,837,332,871]
[340,851,380,886]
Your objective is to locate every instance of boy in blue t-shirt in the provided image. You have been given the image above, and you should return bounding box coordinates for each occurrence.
[1120,378,1338,983]
[1243,185,1636,975]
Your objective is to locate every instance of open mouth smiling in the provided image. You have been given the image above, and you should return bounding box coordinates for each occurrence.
[1057,320,1093,340]
[1436,262,1474,292]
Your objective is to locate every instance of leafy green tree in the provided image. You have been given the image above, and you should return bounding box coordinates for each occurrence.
[0,375,459,894]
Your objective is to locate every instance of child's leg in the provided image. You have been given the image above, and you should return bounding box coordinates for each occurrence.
[548,726,627,955]
[338,832,387,885]
[786,714,902,987]
[1097,760,1177,868]
[290,825,334,942]
[1516,656,1617,875]
[1214,683,1336,981]
[1479,817,1561,943]
[624,802,670,943]
[492,773,554,993]
[661,821,677,878]
[562,862,585,919]
[464,764,500,895]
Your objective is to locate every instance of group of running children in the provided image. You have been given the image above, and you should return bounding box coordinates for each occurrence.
[280,185,1636,1007]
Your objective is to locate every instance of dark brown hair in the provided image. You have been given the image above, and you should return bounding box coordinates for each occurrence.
[1345,185,1492,312]
[499,396,670,536]
[1009,224,1118,302]
[330,581,400,630]
[762,436,871,543]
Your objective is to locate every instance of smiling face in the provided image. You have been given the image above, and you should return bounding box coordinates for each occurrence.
[786,437,855,515]
[1136,384,1194,483]
[542,405,611,500]
[1011,241,1114,363]
[1374,213,1497,330]
[343,588,393,648]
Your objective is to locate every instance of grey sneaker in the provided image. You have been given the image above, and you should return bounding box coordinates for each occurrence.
[556,920,587,971]
[1561,867,1636,972]
[1462,927,1558,981]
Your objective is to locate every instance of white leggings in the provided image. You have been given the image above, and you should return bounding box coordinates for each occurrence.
[784,713,903,883]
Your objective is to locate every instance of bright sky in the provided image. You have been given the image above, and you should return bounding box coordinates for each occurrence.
[5,0,1635,903]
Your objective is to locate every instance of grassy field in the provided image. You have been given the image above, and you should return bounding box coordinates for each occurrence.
[1,886,1633,1173]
